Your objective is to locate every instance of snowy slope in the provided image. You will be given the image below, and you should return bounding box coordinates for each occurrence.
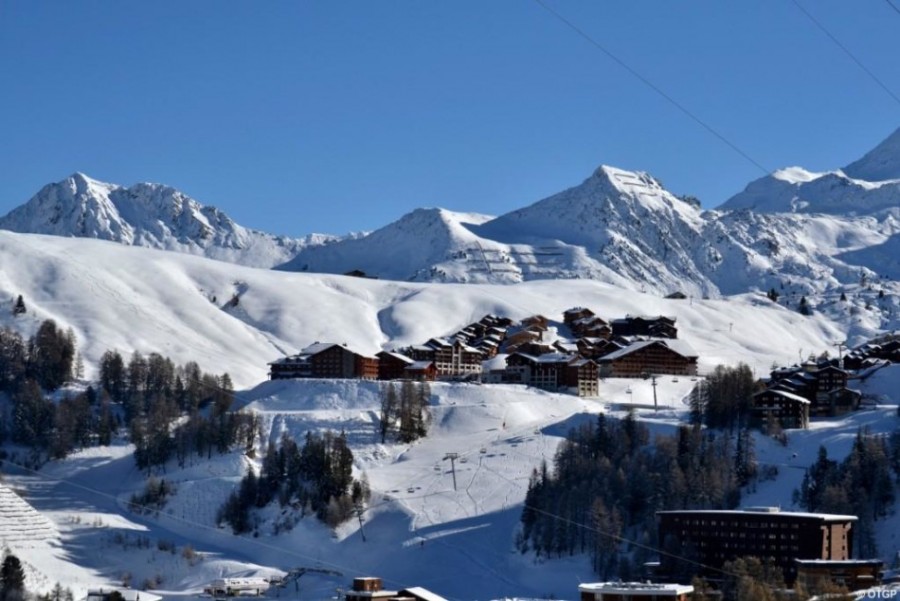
[719,167,900,216]
[844,127,900,181]
[9,375,899,600]
[0,173,337,268]
[0,232,896,599]
[0,230,863,388]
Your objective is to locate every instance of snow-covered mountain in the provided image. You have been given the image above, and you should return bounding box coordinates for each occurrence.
[0,173,337,268]
[280,159,900,300]
[7,129,900,303]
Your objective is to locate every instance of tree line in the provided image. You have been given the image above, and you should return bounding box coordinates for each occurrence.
[794,429,900,557]
[1,320,252,471]
[217,430,370,533]
[519,413,755,579]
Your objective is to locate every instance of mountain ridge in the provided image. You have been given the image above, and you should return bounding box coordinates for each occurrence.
[0,173,338,268]
[4,128,900,298]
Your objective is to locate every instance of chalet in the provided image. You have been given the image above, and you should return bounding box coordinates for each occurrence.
[404,361,437,381]
[565,357,599,397]
[794,559,883,592]
[570,315,611,339]
[343,577,449,601]
[765,364,861,418]
[751,388,810,429]
[597,340,698,377]
[377,351,415,380]
[269,343,379,380]
[517,313,547,328]
[503,329,541,352]
[408,338,482,379]
[811,366,859,416]
[345,577,396,601]
[578,582,693,601]
[611,315,678,339]
[576,338,625,360]
[563,307,594,325]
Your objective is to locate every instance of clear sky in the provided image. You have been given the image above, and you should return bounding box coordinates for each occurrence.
[1,1,898,237]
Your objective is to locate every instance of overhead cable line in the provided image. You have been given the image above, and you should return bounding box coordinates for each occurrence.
[531,0,772,176]
[791,0,900,108]
[884,0,900,17]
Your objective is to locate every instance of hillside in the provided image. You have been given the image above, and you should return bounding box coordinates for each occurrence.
[0,232,897,599]
[0,230,859,388]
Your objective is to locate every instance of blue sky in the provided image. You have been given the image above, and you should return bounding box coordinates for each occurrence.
[1,2,898,236]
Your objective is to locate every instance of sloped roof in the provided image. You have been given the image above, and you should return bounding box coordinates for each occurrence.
[300,342,340,355]
[378,351,415,364]
[399,587,450,601]
[600,339,698,361]
[755,388,811,404]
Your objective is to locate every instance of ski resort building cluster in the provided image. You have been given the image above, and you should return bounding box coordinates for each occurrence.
[268,308,699,397]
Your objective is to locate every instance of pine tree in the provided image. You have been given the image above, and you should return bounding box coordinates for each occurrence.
[379,382,398,443]
[0,553,26,601]
[12,296,25,316]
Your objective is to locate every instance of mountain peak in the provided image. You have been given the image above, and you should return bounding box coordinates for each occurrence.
[843,126,900,181]
[0,175,328,268]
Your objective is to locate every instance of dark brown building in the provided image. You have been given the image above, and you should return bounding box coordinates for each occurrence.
[794,559,882,592]
[269,343,378,380]
[657,508,857,582]
[598,340,698,377]
[611,315,678,339]
[376,351,415,380]
[751,389,810,429]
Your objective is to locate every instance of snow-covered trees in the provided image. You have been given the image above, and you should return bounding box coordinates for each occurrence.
[519,416,745,578]
[700,363,758,430]
[218,430,369,533]
[379,380,430,444]
[795,432,897,558]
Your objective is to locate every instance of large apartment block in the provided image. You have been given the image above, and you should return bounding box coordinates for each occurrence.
[657,507,856,580]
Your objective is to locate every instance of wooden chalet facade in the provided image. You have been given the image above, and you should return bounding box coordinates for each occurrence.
[766,364,861,418]
[751,389,810,429]
[404,361,437,381]
[611,315,678,339]
[597,340,698,378]
[376,351,415,380]
[504,352,598,396]
[269,343,378,380]
[407,338,483,379]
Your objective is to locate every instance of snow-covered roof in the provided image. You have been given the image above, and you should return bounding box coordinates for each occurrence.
[578,582,693,596]
[755,389,811,405]
[657,508,857,521]
[535,352,572,364]
[379,351,415,364]
[400,586,450,601]
[406,361,434,370]
[599,339,698,361]
[300,342,340,355]
[794,559,883,565]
